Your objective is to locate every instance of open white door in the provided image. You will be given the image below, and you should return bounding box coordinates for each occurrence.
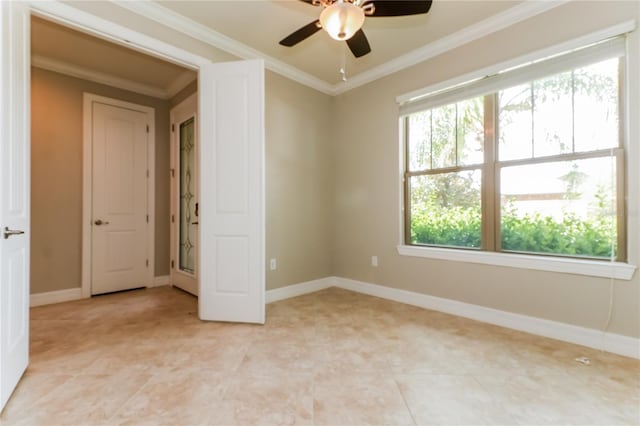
[0,1,30,412]
[198,59,265,324]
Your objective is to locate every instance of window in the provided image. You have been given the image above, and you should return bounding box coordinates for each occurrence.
[402,37,626,262]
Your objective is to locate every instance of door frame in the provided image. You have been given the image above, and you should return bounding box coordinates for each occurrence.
[29,2,209,301]
[170,93,198,296]
[81,93,156,297]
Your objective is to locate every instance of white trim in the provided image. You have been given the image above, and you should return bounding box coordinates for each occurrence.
[396,19,636,105]
[332,277,640,359]
[30,288,83,307]
[31,54,170,99]
[110,0,568,96]
[150,275,170,288]
[265,277,333,304]
[397,246,636,281]
[82,93,156,297]
[112,0,334,96]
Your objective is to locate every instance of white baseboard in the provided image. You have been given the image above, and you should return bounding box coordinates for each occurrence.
[30,287,83,307]
[149,275,170,288]
[266,277,333,304]
[331,276,640,359]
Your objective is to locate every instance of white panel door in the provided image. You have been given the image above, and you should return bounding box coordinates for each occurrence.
[0,0,30,413]
[199,59,265,324]
[91,102,149,295]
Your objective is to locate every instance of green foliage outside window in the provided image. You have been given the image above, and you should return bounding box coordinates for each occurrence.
[410,204,616,258]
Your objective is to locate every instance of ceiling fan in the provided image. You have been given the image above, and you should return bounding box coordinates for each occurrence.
[279,0,433,58]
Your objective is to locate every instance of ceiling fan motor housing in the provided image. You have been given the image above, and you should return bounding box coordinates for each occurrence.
[319,0,366,40]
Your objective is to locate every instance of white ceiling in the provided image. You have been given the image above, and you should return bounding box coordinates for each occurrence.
[31,0,566,97]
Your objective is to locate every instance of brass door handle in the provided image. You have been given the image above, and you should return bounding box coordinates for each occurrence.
[3,227,25,239]
[94,219,110,226]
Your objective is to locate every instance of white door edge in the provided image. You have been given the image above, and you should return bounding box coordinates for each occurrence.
[82,93,155,297]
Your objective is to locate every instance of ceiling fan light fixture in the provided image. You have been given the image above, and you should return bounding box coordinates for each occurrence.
[319,0,365,41]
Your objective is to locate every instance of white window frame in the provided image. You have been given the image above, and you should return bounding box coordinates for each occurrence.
[396,22,638,281]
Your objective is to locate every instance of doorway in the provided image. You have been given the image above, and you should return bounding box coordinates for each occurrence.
[29,15,192,299]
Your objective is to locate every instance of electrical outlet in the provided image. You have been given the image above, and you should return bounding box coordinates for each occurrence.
[371,256,378,267]
[270,258,277,271]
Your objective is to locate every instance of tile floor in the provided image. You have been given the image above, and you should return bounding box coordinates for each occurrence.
[1,286,638,425]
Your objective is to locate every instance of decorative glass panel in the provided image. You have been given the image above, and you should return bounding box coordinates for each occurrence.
[179,117,196,274]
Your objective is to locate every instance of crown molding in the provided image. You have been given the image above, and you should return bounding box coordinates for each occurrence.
[112,0,568,97]
[167,70,197,98]
[333,0,569,95]
[32,54,173,99]
[113,0,335,96]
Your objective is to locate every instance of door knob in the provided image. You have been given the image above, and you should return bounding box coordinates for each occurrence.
[94,219,110,226]
[3,226,25,239]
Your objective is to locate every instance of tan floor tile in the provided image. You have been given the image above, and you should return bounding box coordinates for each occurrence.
[5,371,151,425]
[0,373,73,422]
[109,369,227,426]
[213,373,314,425]
[3,286,638,426]
[237,340,315,377]
[313,373,415,426]
[474,373,635,425]
[395,374,513,425]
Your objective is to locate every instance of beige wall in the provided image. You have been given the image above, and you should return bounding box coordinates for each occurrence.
[332,1,640,338]
[265,71,334,289]
[30,67,171,293]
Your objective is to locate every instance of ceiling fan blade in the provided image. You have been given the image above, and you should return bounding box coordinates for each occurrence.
[366,0,433,17]
[346,29,371,58]
[279,20,322,47]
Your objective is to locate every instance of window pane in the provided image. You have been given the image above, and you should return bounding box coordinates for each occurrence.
[457,97,484,166]
[499,83,533,161]
[431,103,457,168]
[533,71,574,157]
[574,58,619,152]
[500,157,617,258]
[408,111,431,171]
[409,170,482,248]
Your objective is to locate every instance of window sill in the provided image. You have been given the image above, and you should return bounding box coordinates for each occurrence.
[397,245,636,280]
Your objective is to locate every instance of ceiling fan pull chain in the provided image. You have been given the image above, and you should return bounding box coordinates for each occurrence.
[340,43,348,82]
